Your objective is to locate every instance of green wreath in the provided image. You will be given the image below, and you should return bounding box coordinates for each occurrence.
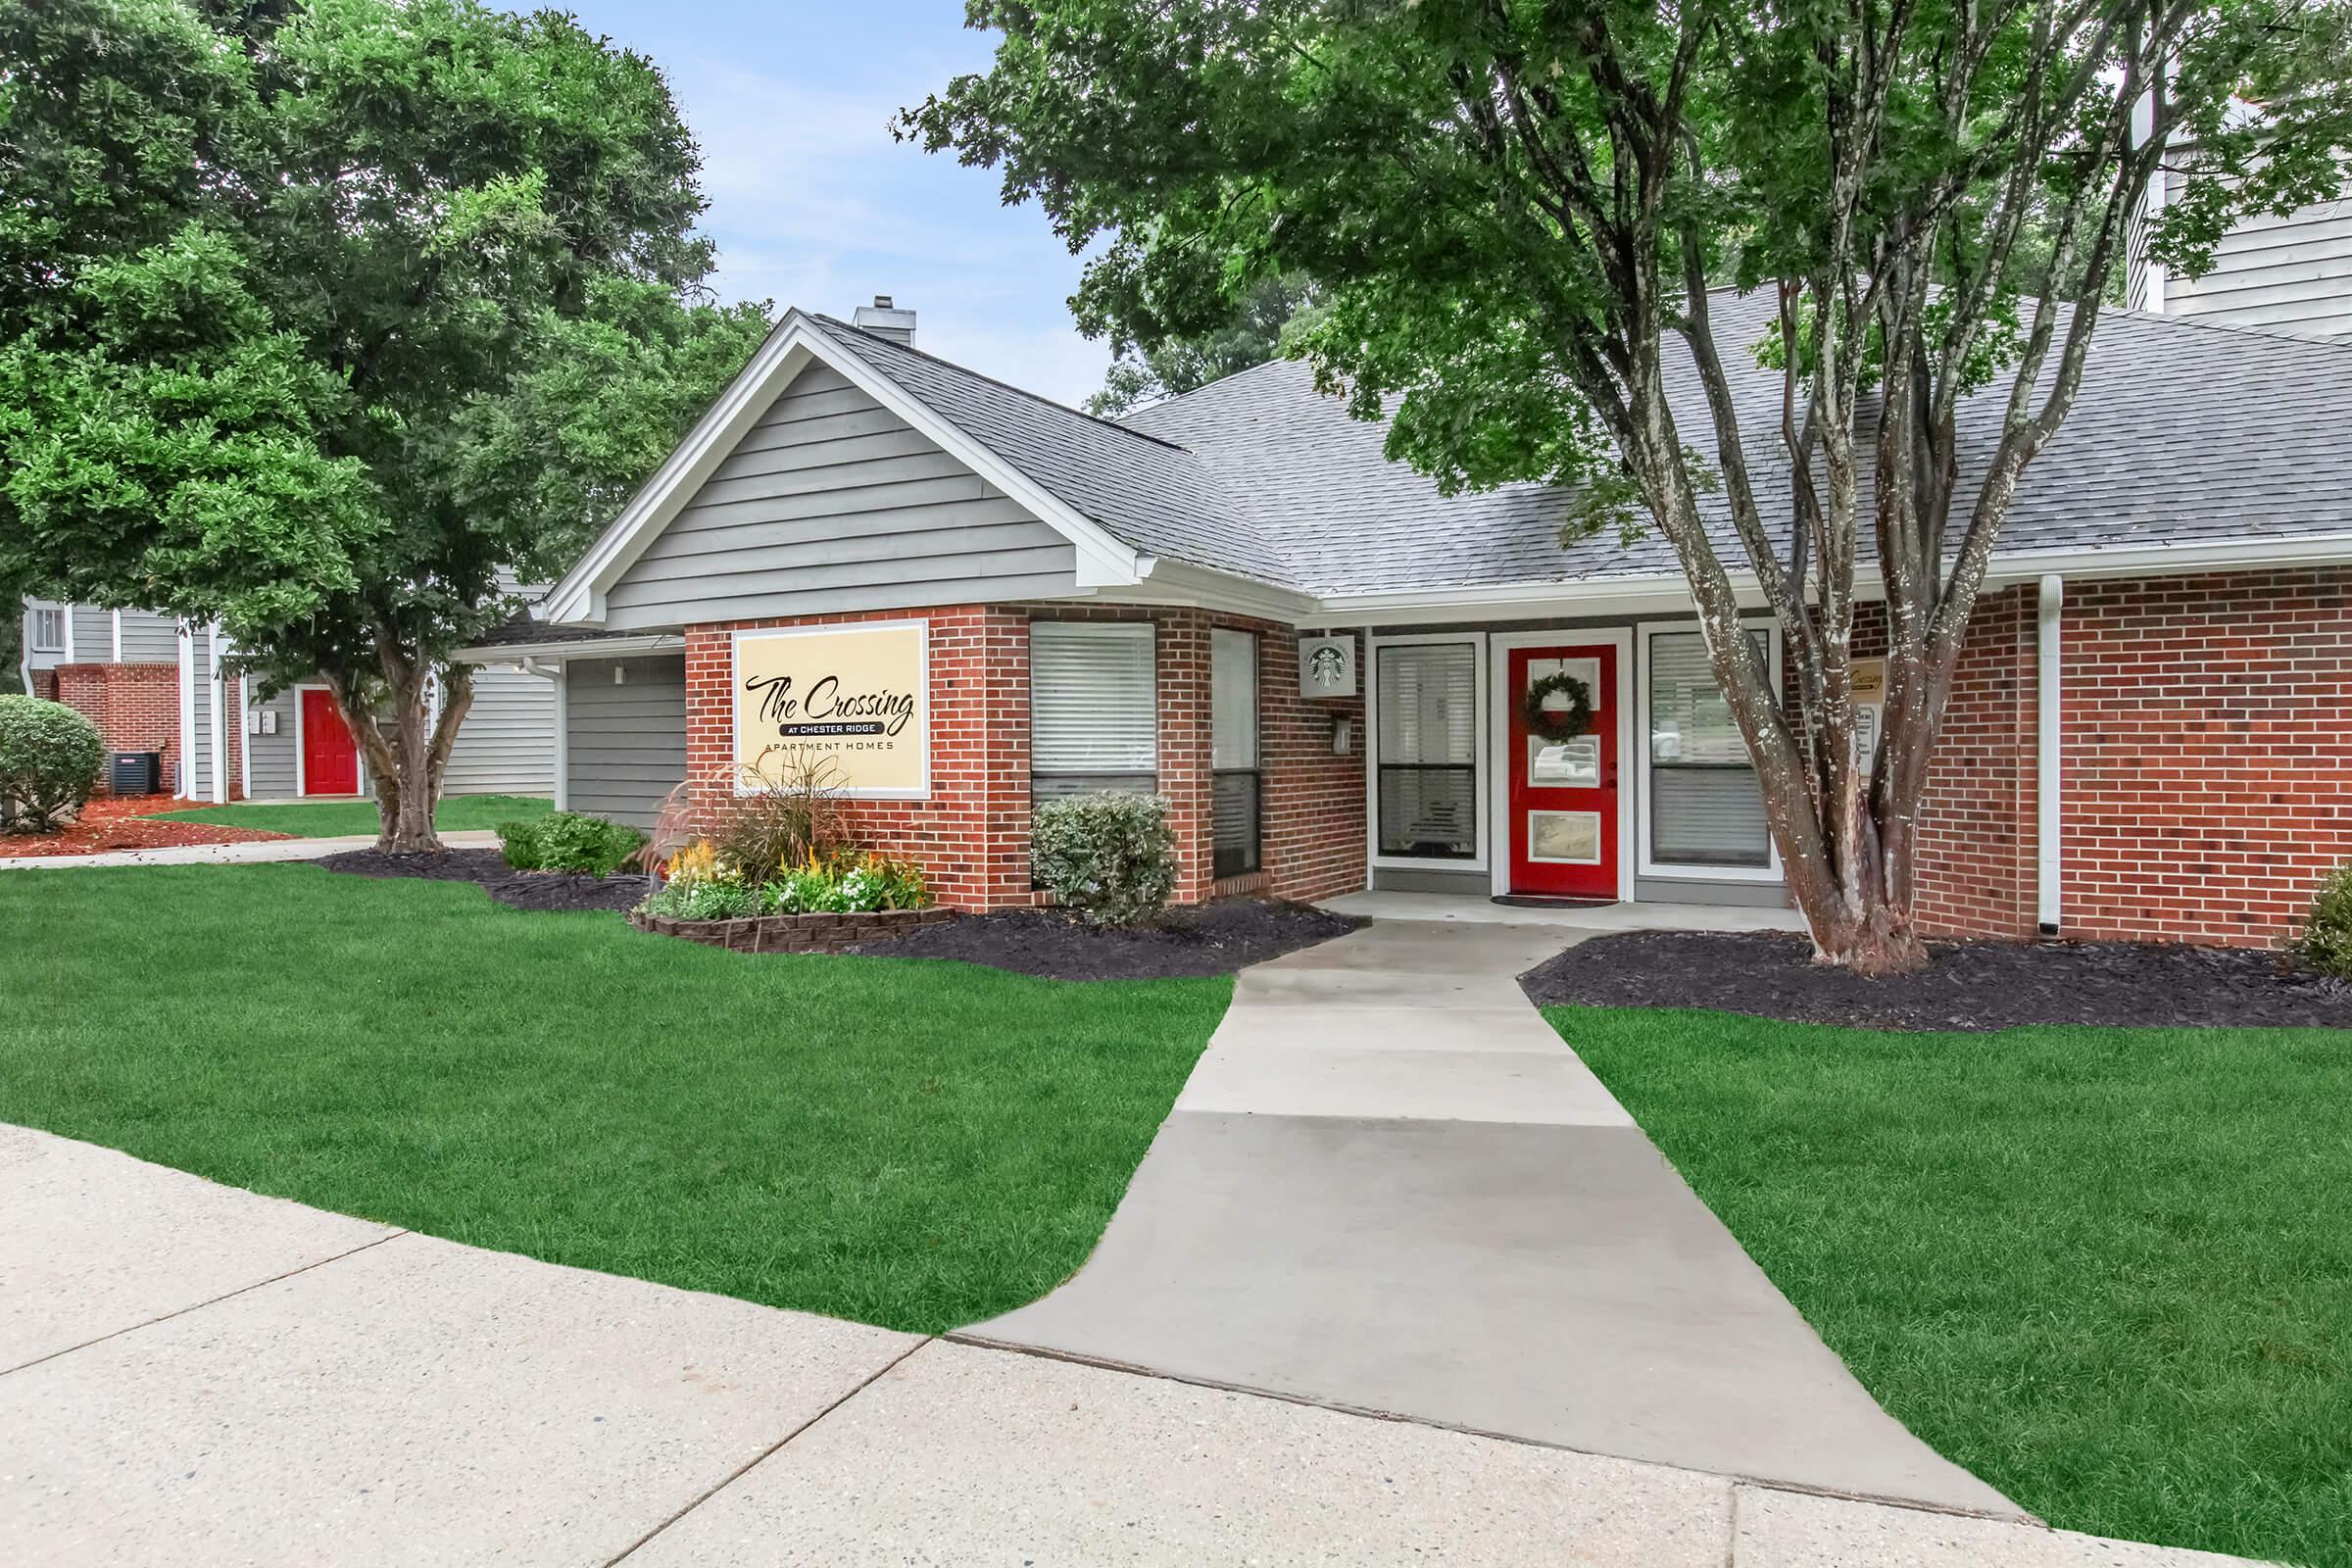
[1522,671,1595,743]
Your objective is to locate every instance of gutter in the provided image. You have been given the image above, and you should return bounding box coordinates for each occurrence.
[454,632,686,663]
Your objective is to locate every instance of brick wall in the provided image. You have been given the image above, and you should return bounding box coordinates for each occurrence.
[1904,568,2352,947]
[683,603,1368,911]
[51,662,183,798]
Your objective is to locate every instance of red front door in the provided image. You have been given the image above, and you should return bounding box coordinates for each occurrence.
[300,688,360,796]
[1506,644,1618,899]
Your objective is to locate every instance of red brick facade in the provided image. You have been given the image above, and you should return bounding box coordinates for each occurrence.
[1908,567,2352,947]
[683,604,1368,912]
[50,662,189,797]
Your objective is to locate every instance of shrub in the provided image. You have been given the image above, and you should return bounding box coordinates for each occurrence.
[719,752,852,880]
[645,841,931,922]
[498,810,646,876]
[1031,791,1178,927]
[0,696,105,834]
[642,874,761,921]
[2297,866,2352,980]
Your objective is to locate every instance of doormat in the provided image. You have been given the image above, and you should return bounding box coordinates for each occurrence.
[1491,894,1621,909]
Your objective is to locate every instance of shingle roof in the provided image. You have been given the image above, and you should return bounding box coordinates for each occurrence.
[1121,290,2352,597]
[807,315,1301,587]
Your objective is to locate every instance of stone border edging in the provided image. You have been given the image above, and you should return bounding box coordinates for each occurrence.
[630,906,954,955]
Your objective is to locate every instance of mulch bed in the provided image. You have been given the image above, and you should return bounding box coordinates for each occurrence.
[0,796,292,858]
[847,899,1363,981]
[316,846,652,913]
[1520,929,2352,1032]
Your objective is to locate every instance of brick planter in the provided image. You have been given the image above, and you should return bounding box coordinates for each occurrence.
[630,906,956,955]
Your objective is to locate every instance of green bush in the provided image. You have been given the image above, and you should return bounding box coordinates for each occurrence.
[0,696,104,833]
[642,874,761,921]
[1031,791,1178,927]
[497,810,646,876]
[2296,866,2352,980]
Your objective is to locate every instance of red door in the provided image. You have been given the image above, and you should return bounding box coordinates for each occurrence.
[1506,644,1618,899]
[300,688,359,796]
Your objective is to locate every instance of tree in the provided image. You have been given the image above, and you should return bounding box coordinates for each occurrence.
[0,0,769,851]
[906,0,2352,971]
[1084,273,1318,414]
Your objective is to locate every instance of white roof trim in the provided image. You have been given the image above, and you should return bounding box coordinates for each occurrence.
[455,632,685,663]
[540,312,1144,624]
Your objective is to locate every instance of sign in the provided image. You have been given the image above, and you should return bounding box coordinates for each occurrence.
[1298,634,1357,699]
[734,621,929,799]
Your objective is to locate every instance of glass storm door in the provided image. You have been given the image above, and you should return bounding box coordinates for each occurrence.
[1506,645,1617,898]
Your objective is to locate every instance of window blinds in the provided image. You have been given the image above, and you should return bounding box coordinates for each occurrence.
[1210,630,1259,769]
[1646,630,1770,867]
[1376,643,1479,860]
[1030,621,1157,786]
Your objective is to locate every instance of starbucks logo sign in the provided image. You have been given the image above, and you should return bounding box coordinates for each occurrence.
[1297,634,1356,699]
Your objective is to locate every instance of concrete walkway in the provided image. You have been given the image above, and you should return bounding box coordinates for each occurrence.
[969,910,2012,1516]
[0,1123,2260,1565]
[0,829,498,871]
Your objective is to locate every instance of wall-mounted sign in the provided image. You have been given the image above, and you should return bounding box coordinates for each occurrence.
[1298,634,1357,699]
[1851,657,1886,773]
[734,621,929,799]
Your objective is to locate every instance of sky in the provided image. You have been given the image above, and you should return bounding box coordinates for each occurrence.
[563,0,1111,407]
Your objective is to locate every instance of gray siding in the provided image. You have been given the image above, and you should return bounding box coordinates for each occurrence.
[601,363,1079,631]
[444,665,555,797]
[186,625,217,800]
[2147,170,2352,339]
[69,604,112,662]
[118,608,180,662]
[244,685,299,799]
[564,655,686,828]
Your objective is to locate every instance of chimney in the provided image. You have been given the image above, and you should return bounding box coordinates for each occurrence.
[852,294,916,347]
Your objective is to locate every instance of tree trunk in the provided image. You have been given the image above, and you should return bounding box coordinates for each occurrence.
[327,658,472,856]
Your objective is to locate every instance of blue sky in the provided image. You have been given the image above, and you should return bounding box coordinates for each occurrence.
[564,0,1110,405]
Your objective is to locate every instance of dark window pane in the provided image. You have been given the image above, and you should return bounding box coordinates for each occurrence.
[1378,764,1477,859]
[1213,769,1260,879]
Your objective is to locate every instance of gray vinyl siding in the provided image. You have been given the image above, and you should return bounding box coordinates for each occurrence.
[118,608,180,662]
[443,664,554,796]
[601,363,1079,631]
[564,655,686,828]
[244,686,298,799]
[186,625,217,800]
[2155,170,2352,339]
[69,605,112,662]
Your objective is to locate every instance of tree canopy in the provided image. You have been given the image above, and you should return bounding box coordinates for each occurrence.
[1084,273,1318,415]
[908,0,2352,969]
[0,0,769,846]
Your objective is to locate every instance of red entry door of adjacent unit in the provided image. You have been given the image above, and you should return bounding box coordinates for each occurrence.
[300,688,360,796]
[1506,644,1619,899]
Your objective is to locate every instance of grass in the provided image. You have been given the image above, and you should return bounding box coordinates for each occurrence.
[1544,1004,2352,1568]
[0,864,1229,1334]
[150,793,554,837]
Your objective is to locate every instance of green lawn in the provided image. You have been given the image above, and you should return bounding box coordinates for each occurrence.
[151,793,553,837]
[1545,1004,2352,1568]
[0,864,1229,1333]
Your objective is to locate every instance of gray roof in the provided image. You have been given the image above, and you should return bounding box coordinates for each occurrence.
[808,315,1299,586]
[1120,289,2352,597]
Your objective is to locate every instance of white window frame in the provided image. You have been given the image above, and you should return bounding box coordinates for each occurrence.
[28,605,64,654]
[1364,630,1489,872]
[1028,618,1158,797]
[1487,627,1636,901]
[1635,617,1785,883]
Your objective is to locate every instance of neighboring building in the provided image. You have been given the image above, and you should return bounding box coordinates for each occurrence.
[19,600,554,804]
[2129,161,2352,340]
[467,291,2352,949]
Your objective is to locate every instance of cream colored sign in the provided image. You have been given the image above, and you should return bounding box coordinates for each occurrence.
[734,622,929,799]
[1851,658,1886,773]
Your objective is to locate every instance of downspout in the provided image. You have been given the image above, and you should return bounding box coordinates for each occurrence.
[2036,575,2064,937]
[111,609,122,662]
[520,659,567,810]
[208,621,228,806]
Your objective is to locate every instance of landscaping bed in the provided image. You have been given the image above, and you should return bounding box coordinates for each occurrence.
[1521,928,2352,1031]
[635,905,954,954]
[318,846,650,912]
[0,794,291,858]
[847,898,1361,980]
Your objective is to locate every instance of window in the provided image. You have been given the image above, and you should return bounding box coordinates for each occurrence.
[1645,629,1771,869]
[1376,642,1478,859]
[1030,620,1157,800]
[29,606,63,654]
[1210,629,1260,879]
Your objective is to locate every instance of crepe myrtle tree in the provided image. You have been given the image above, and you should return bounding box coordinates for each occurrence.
[0,0,767,852]
[906,0,2352,971]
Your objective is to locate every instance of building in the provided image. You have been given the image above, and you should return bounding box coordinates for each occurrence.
[19,602,554,804]
[468,285,2352,949]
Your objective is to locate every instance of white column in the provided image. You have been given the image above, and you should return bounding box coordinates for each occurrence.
[208,622,228,806]
[175,621,196,798]
[2035,575,2065,935]
[550,663,569,811]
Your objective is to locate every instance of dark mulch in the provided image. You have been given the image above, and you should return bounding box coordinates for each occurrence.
[316,847,652,914]
[848,899,1363,981]
[1520,928,2352,1032]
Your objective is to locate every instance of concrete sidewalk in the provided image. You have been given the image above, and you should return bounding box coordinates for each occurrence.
[0,829,498,871]
[0,1123,2258,1565]
[969,914,2011,1515]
